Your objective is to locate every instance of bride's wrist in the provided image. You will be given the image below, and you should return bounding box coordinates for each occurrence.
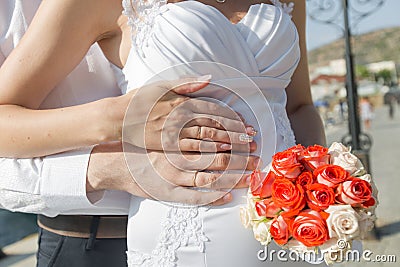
[92,97,125,143]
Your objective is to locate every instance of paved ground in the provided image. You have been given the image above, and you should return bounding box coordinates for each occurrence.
[0,105,399,267]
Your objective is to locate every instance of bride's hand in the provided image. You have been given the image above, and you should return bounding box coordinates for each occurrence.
[108,76,257,153]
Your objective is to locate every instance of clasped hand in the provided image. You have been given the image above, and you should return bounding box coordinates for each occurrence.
[95,76,260,205]
[122,76,257,152]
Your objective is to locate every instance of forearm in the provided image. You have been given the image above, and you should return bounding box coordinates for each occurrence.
[288,103,326,147]
[0,98,119,158]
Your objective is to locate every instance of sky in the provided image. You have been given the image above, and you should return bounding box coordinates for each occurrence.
[306,0,400,50]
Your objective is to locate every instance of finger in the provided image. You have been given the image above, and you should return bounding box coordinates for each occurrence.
[180,126,257,144]
[186,115,248,133]
[187,98,244,122]
[178,139,256,153]
[169,75,212,94]
[194,172,251,189]
[171,187,232,206]
[182,153,261,171]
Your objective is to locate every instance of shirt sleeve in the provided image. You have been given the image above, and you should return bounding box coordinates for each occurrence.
[0,147,97,217]
[0,147,131,216]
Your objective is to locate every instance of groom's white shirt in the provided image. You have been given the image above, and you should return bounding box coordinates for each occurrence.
[0,0,130,216]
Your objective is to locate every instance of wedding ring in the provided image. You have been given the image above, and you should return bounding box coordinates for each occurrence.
[196,126,202,139]
[239,134,253,143]
[192,171,199,187]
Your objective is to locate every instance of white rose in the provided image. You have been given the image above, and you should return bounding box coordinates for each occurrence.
[328,142,365,175]
[329,151,359,175]
[356,209,376,239]
[325,205,360,239]
[358,174,372,183]
[253,221,272,246]
[240,207,251,228]
[246,194,264,221]
[328,142,351,153]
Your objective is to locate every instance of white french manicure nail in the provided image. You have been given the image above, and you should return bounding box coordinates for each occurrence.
[196,74,212,82]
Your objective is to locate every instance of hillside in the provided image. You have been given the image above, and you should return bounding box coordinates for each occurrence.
[307,26,400,71]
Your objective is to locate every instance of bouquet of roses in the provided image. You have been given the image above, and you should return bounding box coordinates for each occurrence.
[240,142,378,264]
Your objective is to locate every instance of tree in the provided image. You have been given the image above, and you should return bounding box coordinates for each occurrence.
[356,65,371,80]
[375,69,392,85]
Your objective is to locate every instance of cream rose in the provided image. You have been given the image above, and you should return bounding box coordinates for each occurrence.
[240,207,252,228]
[246,193,264,221]
[253,221,272,246]
[328,142,351,153]
[356,209,376,239]
[330,152,359,174]
[325,205,360,239]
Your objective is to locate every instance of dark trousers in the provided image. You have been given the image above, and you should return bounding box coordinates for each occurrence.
[36,228,127,267]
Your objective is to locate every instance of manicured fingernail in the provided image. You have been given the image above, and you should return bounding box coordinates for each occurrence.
[239,134,253,143]
[196,74,212,82]
[223,193,232,202]
[246,127,257,136]
[220,144,232,150]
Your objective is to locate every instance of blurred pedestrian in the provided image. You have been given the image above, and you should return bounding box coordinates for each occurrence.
[388,95,395,119]
[360,96,374,130]
[0,248,6,259]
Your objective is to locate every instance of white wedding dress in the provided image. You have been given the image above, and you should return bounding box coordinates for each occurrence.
[119,1,324,266]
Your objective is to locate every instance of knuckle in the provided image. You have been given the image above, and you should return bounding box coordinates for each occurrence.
[207,174,219,188]
[204,128,215,139]
[188,141,200,151]
[195,172,205,186]
[207,102,218,112]
[215,154,230,169]
[169,96,187,108]
[190,194,203,205]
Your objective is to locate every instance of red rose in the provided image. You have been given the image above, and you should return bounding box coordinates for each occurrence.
[272,179,306,217]
[314,164,349,187]
[296,171,315,188]
[272,150,303,179]
[250,170,263,197]
[287,144,306,159]
[290,210,330,247]
[270,215,290,245]
[255,198,281,218]
[305,183,335,211]
[336,177,375,208]
[302,145,330,170]
[259,171,277,198]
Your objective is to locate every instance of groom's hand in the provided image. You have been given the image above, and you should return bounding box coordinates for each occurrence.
[86,142,260,206]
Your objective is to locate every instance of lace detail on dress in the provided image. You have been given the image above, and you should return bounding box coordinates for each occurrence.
[270,0,294,16]
[127,206,209,267]
[272,105,296,148]
[122,0,167,50]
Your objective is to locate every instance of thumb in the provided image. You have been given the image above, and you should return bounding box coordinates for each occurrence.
[171,74,212,94]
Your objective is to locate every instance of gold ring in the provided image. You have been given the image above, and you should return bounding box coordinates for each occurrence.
[193,171,199,187]
[196,126,202,139]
